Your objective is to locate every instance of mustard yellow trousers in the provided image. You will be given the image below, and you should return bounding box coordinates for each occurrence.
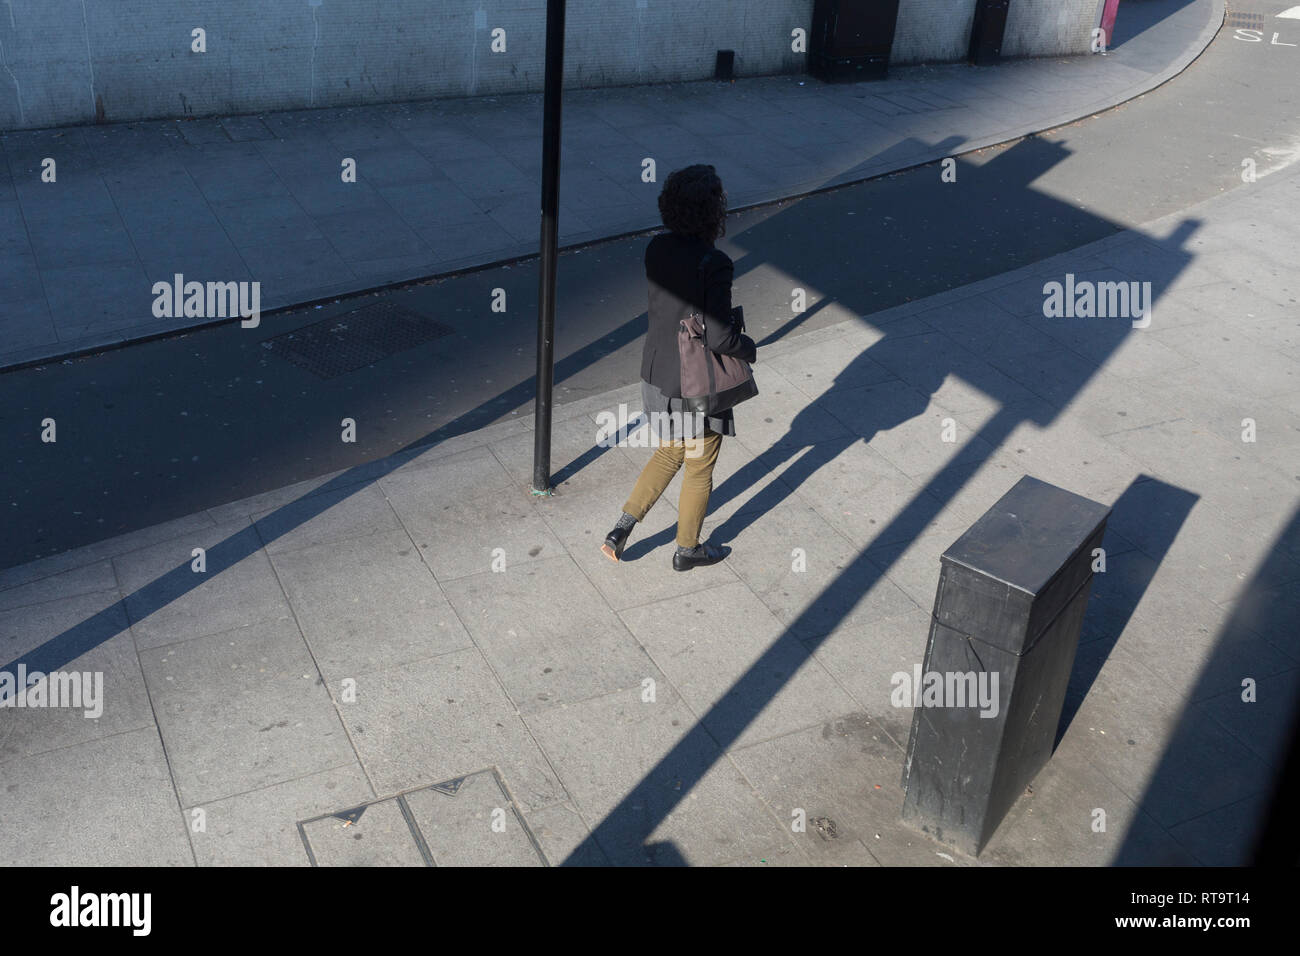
[622,428,722,548]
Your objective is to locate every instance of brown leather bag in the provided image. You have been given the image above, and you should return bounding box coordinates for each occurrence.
[677,258,758,416]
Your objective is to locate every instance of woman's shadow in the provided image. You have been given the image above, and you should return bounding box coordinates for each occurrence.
[622,333,947,559]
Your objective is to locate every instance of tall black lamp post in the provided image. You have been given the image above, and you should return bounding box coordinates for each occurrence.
[532,0,566,494]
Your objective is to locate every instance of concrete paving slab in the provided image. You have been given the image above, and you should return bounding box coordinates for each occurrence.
[1053,371,1186,437]
[979,257,1111,318]
[729,712,972,866]
[270,529,473,683]
[523,800,610,867]
[1166,793,1269,866]
[525,682,790,866]
[1133,384,1300,486]
[709,496,920,640]
[1197,669,1300,771]
[804,607,932,745]
[441,555,660,714]
[620,580,858,750]
[140,617,354,806]
[490,413,641,498]
[189,763,375,866]
[915,299,1063,366]
[0,727,192,866]
[558,504,736,613]
[12,176,120,225]
[981,730,1197,866]
[1103,418,1297,526]
[404,770,546,866]
[0,249,43,302]
[41,259,152,341]
[114,519,292,650]
[27,212,134,269]
[1148,323,1300,399]
[0,510,219,592]
[210,195,324,244]
[253,482,403,556]
[915,450,1034,530]
[380,446,565,582]
[0,558,116,612]
[727,365,858,455]
[762,439,971,550]
[762,336,900,402]
[217,116,278,144]
[1131,705,1276,832]
[720,843,815,867]
[828,386,1000,481]
[333,647,564,810]
[988,413,1149,499]
[1120,579,1294,695]
[1061,643,1195,802]
[1131,500,1300,609]
[0,588,152,764]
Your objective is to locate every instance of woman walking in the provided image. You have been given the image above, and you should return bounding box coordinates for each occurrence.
[601,164,757,571]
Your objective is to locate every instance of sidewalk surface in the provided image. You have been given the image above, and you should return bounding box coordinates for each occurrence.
[2,134,1297,864]
[0,0,1222,370]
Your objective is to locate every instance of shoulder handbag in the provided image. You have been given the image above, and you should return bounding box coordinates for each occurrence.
[677,254,759,416]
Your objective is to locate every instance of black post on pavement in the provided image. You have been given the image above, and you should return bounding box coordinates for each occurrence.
[900,475,1111,855]
[532,0,566,494]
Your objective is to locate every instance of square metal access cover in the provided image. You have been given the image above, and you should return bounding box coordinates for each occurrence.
[262,301,455,379]
[297,768,548,866]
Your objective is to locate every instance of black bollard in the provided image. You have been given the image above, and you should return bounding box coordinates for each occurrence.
[901,475,1111,855]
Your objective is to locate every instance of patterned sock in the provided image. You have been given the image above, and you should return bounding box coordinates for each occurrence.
[675,543,701,556]
[615,512,637,531]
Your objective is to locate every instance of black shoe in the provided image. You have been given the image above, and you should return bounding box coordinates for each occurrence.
[672,543,730,571]
[601,525,632,562]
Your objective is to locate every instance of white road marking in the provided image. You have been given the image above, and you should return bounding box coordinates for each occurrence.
[1256,132,1300,178]
[1278,6,1300,20]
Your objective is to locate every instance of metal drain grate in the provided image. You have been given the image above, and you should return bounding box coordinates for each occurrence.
[261,302,455,379]
[1224,11,1265,27]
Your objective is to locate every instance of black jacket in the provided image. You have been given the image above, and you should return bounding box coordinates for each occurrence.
[640,231,757,399]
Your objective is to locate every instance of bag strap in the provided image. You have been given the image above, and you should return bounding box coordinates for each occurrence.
[693,250,714,347]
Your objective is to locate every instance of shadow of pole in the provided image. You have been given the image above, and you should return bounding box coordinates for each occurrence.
[1113,502,1300,865]
[1056,475,1200,747]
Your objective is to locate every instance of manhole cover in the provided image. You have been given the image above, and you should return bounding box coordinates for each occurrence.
[262,302,454,378]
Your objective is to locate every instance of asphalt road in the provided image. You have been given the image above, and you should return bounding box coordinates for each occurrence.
[3,0,1298,570]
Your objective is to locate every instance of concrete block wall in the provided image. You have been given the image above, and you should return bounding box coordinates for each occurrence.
[1002,0,1106,58]
[0,0,1105,132]
[0,0,813,130]
[891,0,978,65]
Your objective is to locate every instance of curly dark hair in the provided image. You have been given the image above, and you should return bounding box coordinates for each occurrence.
[658,164,727,242]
